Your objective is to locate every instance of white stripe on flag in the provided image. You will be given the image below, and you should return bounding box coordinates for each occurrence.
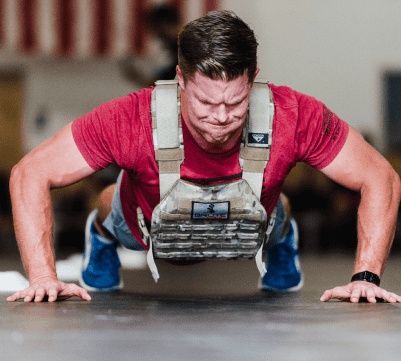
[4,0,20,50]
[110,0,132,56]
[185,0,204,23]
[74,0,95,58]
[36,0,57,55]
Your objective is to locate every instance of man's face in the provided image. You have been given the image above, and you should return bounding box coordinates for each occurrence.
[177,67,259,152]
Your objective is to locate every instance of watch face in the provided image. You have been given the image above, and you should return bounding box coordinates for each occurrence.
[366,272,380,285]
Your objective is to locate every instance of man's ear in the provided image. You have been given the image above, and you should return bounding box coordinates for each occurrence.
[252,67,260,83]
[176,65,185,90]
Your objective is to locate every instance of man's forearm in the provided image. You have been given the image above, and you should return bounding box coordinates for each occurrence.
[10,164,58,283]
[353,167,401,277]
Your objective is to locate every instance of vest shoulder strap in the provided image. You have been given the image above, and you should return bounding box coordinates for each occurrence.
[240,79,275,199]
[151,80,183,199]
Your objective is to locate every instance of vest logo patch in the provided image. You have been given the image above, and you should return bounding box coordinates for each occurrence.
[192,201,230,220]
[248,133,269,144]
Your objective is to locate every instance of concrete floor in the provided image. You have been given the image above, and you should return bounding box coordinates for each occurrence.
[1,253,401,361]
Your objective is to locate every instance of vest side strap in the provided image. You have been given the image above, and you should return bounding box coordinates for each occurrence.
[147,240,159,283]
[240,146,270,161]
[151,90,157,129]
[243,160,267,173]
[155,148,184,161]
[255,205,277,277]
[159,160,181,173]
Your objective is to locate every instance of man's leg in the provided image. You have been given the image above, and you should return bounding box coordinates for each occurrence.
[93,184,116,241]
[279,193,291,238]
[259,193,303,292]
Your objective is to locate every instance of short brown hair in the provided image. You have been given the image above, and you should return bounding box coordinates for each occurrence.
[178,10,258,83]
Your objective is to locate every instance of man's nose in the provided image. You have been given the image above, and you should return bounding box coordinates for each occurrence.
[212,104,229,123]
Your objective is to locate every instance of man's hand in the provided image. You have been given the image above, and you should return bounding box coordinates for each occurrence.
[6,277,91,302]
[320,281,401,303]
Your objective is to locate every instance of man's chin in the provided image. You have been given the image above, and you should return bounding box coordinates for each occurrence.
[205,134,230,144]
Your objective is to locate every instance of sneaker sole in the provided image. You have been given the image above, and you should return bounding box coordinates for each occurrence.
[79,274,123,292]
[258,271,304,292]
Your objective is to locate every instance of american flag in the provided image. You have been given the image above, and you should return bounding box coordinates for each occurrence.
[0,0,219,58]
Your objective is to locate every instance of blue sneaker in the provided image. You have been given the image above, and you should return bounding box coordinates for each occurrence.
[80,210,123,292]
[259,218,303,292]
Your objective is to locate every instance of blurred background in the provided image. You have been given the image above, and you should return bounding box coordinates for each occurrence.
[1,0,401,264]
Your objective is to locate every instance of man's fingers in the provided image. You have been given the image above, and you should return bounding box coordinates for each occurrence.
[69,284,91,301]
[24,289,36,302]
[58,283,92,301]
[375,289,401,303]
[320,290,332,302]
[387,292,401,303]
[7,291,21,302]
[78,288,92,301]
[7,281,92,302]
[34,289,46,303]
[321,282,401,303]
[350,288,362,303]
[366,289,377,303]
[48,288,59,302]
[320,287,351,302]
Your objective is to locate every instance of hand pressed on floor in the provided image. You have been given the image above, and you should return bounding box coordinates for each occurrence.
[6,277,91,302]
[320,281,401,303]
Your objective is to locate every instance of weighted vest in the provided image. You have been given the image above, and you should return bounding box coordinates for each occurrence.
[142,79,276,282]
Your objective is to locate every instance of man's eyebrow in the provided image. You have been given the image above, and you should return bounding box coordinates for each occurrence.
[198,94,248,105]
[229,95,248,105]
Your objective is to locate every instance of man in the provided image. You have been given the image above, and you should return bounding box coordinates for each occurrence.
[7,11,401,303]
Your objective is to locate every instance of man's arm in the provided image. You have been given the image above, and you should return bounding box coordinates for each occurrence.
[319,125,401,303]
[7,122,95,302]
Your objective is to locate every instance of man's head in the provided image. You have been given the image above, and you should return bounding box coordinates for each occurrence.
[177,10,258,84]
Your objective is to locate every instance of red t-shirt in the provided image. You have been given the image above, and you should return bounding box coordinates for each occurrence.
[72,84,348,250]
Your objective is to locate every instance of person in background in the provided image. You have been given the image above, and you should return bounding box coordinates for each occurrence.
[121,4,182,87]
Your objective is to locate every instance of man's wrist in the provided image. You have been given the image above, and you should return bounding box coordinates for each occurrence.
[351,271,381,286]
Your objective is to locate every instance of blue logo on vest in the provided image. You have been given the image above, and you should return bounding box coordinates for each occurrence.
[248,133,269,144]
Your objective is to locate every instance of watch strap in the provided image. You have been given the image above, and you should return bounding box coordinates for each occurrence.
[351,271,380,286]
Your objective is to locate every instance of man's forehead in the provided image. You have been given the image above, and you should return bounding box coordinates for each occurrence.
[189,71,249,84]
[188,72,252,100]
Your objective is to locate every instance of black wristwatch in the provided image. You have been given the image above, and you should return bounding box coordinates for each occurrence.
[351,271,380,286]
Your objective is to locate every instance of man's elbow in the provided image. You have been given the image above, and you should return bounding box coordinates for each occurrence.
[382,161,401,206]
[9,158,45,196]
[10,160,27,196]
[390,167,401,205]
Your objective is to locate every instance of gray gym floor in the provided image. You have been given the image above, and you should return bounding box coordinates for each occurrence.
[1,253,401,361]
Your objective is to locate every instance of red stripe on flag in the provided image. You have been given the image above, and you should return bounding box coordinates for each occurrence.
[21,0,36,53]
[205,0,219,14]
[94,0,111,56]
[58,0,74,56]
[132,0,147,54]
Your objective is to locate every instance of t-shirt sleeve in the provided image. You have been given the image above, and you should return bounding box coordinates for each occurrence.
[71,93,140,171]
[295,92,349,169]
